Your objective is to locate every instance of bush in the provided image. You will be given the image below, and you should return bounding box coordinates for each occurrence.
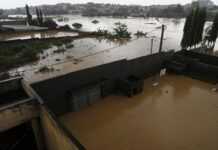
[113,22,131,38]
[42,19,58,29]
[134,31,147,37]
[92,20,99,24]
[72,23,83,29]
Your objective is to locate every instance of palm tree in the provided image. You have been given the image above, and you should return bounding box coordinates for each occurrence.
[206,13,218,49]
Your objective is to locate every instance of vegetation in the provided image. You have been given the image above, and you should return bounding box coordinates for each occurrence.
[25,5,32,25]
[113,22,131,38]
[36,7,44,25]
[94,23,131,39]
[0,38,74,72]
[25,4,57,29]
[5,1,218,19]
[181,4,207,49]
[92,20,99,24]
[72,23,83,29]
[37,66,54,73]
[134,31,147,37]
[205,13,218,49]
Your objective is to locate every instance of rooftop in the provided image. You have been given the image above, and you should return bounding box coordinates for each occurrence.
[60,74,218,150]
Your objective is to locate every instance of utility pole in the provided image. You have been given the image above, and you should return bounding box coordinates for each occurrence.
[159,24,165,53]
[150,38,154,54]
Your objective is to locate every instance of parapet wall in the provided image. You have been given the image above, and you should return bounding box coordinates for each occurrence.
[0,78,21,95]
[32,52,173,115]
[40,106,84,150]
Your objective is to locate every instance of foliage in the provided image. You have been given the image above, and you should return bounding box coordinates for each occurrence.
[42,19,58,29]
[113,22,131,38]
[72,23,83,29]
[92,20,99,24]
[181,3,207,49]
[36,7,44,25]
[0,38,73,72]
[205,13,218,49]
[25,5,32,25]
[134,31,147,37]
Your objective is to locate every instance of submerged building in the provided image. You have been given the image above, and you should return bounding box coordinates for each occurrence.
[1,50,218,150]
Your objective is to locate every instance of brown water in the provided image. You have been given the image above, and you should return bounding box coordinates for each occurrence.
[0,30,78,41]
[6,16,218,83]
[60,74,218,150]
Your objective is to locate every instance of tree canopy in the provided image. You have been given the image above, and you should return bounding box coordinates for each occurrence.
[181,4,207,49]
[205,12,218,48]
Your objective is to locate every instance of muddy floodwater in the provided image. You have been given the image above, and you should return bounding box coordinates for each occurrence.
[60,74,218,150]
[5,16,218,83]
[0,30,78,41]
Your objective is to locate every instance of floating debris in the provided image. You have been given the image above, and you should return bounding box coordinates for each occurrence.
[152,82,159,87]
[72,23,83,29]
[145,22,156,25]
[66,55,74,59]
[92,20,99,24]
[53,49,66,54]
[66,44,74,49]
[160,69,166,77]
[36,66,54,73]
[212,84,218,92]
[56,58,61,62]
[212,88,217,92]
[134,31,147,37]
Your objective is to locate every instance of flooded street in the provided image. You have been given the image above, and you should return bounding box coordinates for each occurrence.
[4,16,218,82]
[0,30,78,41]
[60,74,218,150]
[12,37,161,82]
[55,15,218,51]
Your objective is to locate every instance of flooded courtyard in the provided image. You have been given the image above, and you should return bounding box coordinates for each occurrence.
[60,74,218,150]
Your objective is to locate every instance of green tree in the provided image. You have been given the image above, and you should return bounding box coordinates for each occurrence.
[181,4,207,49]
[36,7,44,26]
[39,9,44,25]
[206,13,218,49]
[181,9,193,48]
[25,5,32,25]
[36,7,40,25]
[113,22,131,38]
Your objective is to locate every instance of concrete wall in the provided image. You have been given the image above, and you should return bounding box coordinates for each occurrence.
[32,52,173,115]
[0,100,38,132]
[0,20,26,25]
[40,106,84,150]
[0,77,21,95]
[175,50,218,83]
[179,50,218,66]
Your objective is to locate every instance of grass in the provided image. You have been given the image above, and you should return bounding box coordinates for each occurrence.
[0,38,74,72]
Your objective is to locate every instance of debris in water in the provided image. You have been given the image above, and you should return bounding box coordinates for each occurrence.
[212,84,218,92]
[160,68,166,77]
[152,82,159,87]
[36,66,54,73]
